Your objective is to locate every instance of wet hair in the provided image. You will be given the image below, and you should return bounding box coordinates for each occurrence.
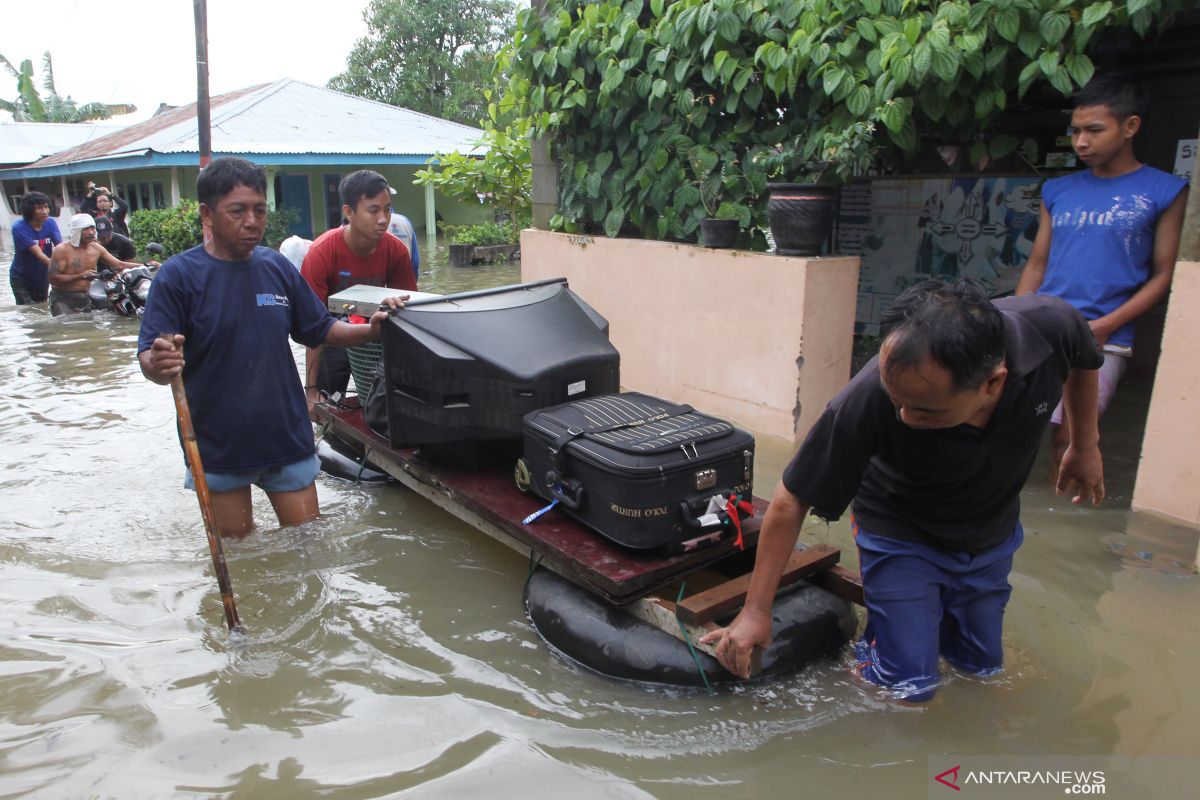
[879,278,1005,392]
[339,170,390,212]
[1074,73,1148,121]
[20,191,51,222]
[196,156,267,207]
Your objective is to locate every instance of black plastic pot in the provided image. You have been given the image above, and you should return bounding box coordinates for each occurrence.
[700,218,738,248]
[767,183,837,256]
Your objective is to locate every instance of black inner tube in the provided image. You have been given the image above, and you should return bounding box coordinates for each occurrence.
[525,567,857,688]
[316,436,391,485]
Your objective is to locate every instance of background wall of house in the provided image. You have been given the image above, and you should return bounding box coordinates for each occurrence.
[838,174,1042,335]
[1132,259,1200,527]
[268,166,494,240]
[1133,116,1200,530]
[520,230,859,444]
[11,164,496,243]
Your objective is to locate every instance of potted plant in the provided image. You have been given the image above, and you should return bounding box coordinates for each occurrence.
[698,193,739,249]
[759,122,878,257]
[688,144,753,249]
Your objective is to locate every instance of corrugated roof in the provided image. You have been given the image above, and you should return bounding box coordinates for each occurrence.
[0,121,128,166]
[18,79,487,169]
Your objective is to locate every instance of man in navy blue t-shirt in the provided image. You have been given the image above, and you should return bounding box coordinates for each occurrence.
[1017,74,1188,467]
[138,157,408,538]
[9,191,61,304]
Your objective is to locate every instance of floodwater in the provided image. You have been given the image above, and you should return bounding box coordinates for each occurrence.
[1,240,1197,799]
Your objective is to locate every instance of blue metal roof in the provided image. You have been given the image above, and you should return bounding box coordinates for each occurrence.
[0,79,487,179]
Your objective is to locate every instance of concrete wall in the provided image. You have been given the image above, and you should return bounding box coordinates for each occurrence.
[520,230,859,443]
[1133,259,1200,527]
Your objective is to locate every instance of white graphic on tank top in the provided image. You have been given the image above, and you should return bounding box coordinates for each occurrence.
[1052,193,1153,260]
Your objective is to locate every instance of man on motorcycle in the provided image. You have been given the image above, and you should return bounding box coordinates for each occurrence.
[47,214,147,316]
[95,216,136,262]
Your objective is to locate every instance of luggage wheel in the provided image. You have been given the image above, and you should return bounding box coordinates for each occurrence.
[513,458,532,493]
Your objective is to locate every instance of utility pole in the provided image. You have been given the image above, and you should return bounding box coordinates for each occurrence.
[194,0,212,168]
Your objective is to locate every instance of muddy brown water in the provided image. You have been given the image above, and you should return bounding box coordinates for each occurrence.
[1,242,1197,798]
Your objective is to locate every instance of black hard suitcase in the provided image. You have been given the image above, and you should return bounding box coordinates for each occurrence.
[519,392,755,553]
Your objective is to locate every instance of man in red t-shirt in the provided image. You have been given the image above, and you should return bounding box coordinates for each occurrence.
[301,170,416,417]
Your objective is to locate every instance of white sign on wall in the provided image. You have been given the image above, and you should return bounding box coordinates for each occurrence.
[1175,139,1196,184]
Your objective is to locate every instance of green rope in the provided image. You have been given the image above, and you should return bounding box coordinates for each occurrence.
[675,579,714,695]
[524,551,544,594]
[353,452,369,485]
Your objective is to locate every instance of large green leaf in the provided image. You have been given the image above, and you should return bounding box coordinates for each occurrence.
[717,11,741,43]
[930,48,959,82]
[689,145,719,177]
[1065,54,1095,88]
[604,207,625,237]
[1038,12,1070,46]
[1081,1,1113,27]
[912,41,932,80]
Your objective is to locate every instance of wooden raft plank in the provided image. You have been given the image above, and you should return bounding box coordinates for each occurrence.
[809,565,866,607]
[675,543,842,625]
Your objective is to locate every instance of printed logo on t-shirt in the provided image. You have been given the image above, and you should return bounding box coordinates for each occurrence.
[256,293,290,308]
[1051,193,1154,256]
[1034,401,1049,416]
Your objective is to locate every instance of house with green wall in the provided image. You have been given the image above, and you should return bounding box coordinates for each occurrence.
[0,79,493,239]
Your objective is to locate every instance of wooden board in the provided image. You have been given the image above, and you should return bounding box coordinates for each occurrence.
[674,543,842,625]
[315,405,770,605]
[809,564,865,607]
[673,544,842,625]
[624,596,763,678]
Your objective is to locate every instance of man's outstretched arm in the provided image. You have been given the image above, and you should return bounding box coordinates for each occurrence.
[699,483,811,678]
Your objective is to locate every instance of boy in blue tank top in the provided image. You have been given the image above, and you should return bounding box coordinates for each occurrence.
[1017,73,1188,467]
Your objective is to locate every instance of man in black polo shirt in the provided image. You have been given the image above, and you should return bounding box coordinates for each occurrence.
[95,216,136,262]
[702,279,1104,701]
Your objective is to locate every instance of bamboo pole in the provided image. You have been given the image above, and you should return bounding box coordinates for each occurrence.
[170,372,241,631]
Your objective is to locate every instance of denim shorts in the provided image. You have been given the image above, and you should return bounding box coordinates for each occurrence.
[184,453,320,494]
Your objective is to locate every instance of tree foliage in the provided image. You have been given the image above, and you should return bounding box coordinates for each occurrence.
[414,116,533,243]
[329,0,519,125]
[0,52,135,122]
[500,0,1189,242]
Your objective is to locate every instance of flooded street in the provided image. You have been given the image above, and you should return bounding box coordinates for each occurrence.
[1,241,1197,798]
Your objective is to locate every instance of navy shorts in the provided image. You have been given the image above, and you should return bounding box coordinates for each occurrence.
[184,453,320,494]
[853,519,1023,702]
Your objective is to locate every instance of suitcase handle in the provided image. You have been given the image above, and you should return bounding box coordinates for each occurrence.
[679,489,750,534]
[546,473,585,511]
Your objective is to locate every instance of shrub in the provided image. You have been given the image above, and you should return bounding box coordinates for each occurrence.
[129,201,301,258]
[129,200,202,258]
[444,221,520,246]
[263,208,300,251]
